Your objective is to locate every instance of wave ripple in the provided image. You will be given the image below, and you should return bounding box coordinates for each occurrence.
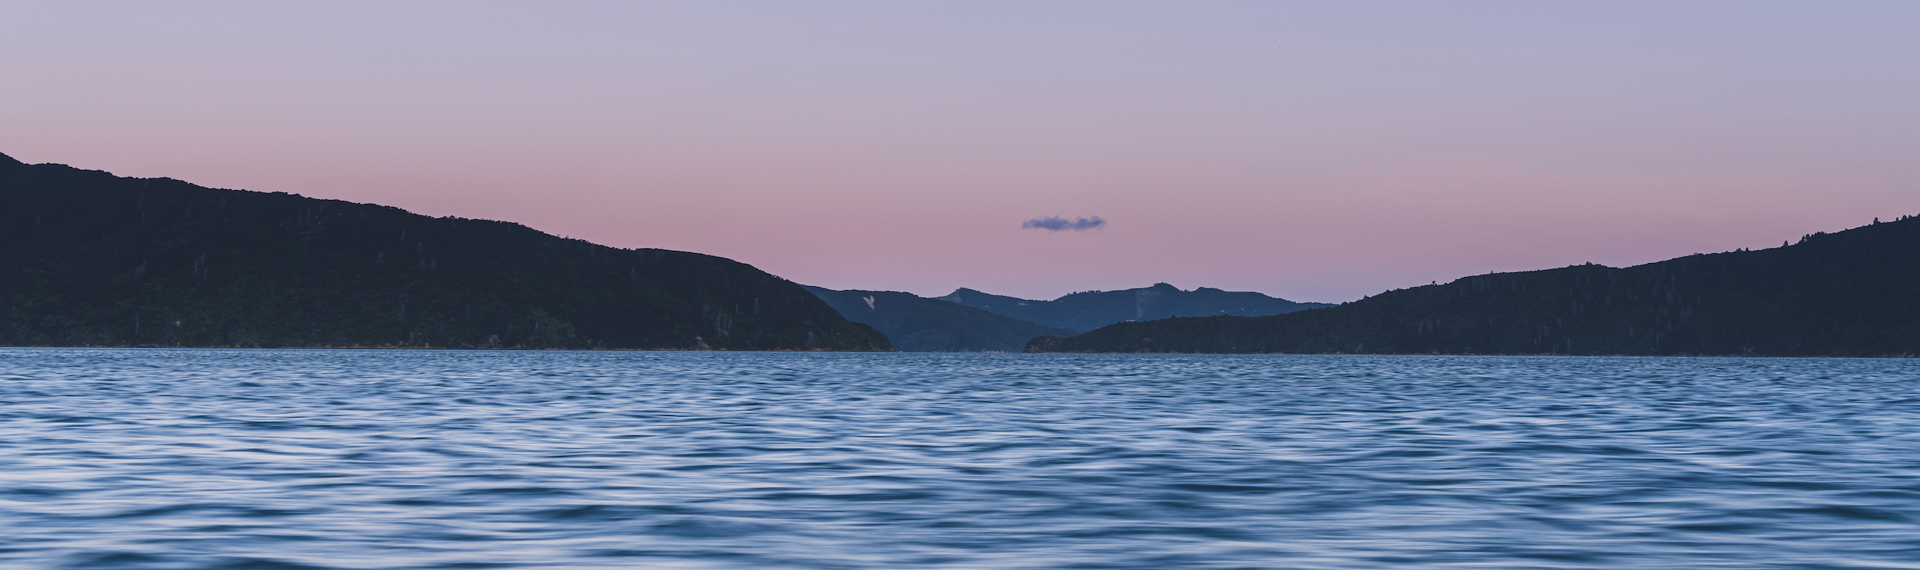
[3,350,1918,569]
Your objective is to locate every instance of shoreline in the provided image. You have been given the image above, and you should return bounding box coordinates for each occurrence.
[1,345,1911,358]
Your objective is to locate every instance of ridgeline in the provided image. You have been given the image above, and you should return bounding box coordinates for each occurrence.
[1028,216,1920,357]
[0,152,890,350]
[806,286,1075,352]
[940,283,1329,332]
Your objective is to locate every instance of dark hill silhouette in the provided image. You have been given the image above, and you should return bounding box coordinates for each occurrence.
[0,152,889,350]
[806,286,1074,352]
[1027,216,1920,356]
[939,283,1329,332]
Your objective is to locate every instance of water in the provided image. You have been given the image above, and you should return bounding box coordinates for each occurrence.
[2,350,1917,569]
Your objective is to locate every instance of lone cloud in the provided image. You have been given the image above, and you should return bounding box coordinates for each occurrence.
[1022,216,1106,232]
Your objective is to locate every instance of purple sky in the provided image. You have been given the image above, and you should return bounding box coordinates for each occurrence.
[5,1,1916,302]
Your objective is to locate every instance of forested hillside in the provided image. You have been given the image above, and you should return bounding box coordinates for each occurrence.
[0,152,890,350]
[1029,216,1920,356]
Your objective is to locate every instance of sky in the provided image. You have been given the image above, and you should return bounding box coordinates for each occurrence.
[3,1,1916,302]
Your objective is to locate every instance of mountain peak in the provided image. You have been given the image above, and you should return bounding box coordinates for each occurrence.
[945,283,1328,331]
[807,287,1075,352]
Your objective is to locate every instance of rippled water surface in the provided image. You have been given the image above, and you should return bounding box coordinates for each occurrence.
[3,350,1919,569]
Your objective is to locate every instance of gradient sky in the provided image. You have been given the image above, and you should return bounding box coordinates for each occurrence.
[5,1,1916,302]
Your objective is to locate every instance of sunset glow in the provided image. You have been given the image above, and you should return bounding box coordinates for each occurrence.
[5,1,1915,301]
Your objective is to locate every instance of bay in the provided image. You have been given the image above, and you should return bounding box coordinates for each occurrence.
[2,349,1917,569]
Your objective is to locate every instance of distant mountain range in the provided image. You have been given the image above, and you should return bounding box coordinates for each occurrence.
[19,150,1912,356]
[805,286,1075,352]
[1028,216,1920,357]
[0,152,890,350]
[939,283,1330,332]
[804,283,1327,352]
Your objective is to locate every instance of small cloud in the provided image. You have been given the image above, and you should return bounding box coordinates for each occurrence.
[1022,216,1106,232]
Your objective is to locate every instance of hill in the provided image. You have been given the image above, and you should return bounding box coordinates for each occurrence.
[806,286,1075,352]
[1027,216,1920,357]
[939,283,1330,332]
[0,152,890,350]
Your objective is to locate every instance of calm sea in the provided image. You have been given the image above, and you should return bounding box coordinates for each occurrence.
[2,349,1917,569]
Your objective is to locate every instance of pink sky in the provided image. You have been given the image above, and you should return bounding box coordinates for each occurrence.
[4,1,1916,302]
